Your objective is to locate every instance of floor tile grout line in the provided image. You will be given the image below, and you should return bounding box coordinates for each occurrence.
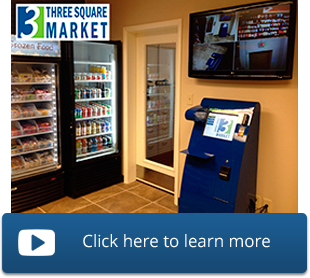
[81,190,127,205]
[35,181,176,213]
[83,197,113,213]
[153,201,177,213]
[37,206,47,213]
[67,202,95,213]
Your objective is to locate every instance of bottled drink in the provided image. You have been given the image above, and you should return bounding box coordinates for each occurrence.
[92,137,97,152]
[76,140,82,155]
[96,121,102,134]
[87,106,92,117]
[82,107,87,118]
[105,136,112,147]
[86,120,92,135]
[92,121,97,134]
[87,138,92,153]
[81,121,87,136]
[105,120,111,132]
[76,122,81,137]
[102,136,108,147]
[82,138,87,154]
[97,136,103,151]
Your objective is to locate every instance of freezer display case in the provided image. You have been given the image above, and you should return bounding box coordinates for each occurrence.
[62,41,123,197]
[11,37,64,212]
[11,62,60,180]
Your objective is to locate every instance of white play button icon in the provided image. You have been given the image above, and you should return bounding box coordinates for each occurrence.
[18,230,55,256]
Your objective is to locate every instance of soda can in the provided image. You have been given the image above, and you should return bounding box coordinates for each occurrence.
[105,88,111,98]
[86,89,92,99]
[102,136,108,146]
[91,89,96,98]
[92,105,98,116]
[81,89,87,99]
[96,88,102,98]
[97,106,103,116]
[105,121,111,132]
[105,135,112,146]
[75,89,81,99]
[82,107,87,118]
[87,106,92,117]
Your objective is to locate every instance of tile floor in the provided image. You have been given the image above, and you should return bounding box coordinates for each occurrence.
[23,181,178,213]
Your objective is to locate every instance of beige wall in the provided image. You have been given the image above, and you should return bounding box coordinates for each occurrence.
[88,0,298,212]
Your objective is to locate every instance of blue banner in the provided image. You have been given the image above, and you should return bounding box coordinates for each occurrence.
[2,213,307,273]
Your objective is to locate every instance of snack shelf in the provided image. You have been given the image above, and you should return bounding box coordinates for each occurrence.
[11,162,59,180]
[147,134,171,143]
[12,99,52,104]
[75,114,112,121]
[76,147,115,162]
[147,107,171,112]
[75,97,112,102]
[11,130,53,140]
[12,82,52,85]
[11,115,53,121]
[11,146,54,157]
[74,61,113,66]
[75,80,113,83]
[76,131,112,140]
[146,121,169,127]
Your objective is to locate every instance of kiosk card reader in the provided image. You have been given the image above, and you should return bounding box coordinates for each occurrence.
[179,98,260,213]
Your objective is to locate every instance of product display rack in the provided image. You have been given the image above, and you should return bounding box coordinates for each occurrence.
[61,41,123,198]
[11,62,61,181]
[73,49,117,163]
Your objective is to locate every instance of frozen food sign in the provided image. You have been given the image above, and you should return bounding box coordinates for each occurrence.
[16,4,109,41]
[11,35,60,57]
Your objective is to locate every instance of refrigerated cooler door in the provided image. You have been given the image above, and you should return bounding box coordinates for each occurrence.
[11,62,61,181]
[73,42,118,162]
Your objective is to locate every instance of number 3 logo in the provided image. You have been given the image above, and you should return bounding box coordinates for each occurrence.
[17,6,41,39]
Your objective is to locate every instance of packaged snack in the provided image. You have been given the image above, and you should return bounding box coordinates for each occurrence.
[19,73,33,82]
[24,153,40,168]
[35,89,51,100]
[30,67,52,82]
[11,122,23,137]
[19,88,36,101]
[11,139,23,154]
[11,156,26,172]
[11,89,23,102]
[11,70,19,83]
[20,120,38,135]
[37,119,52,132]
[37,151,54,165]
[36,103,52,116]
[37,135,53,148]
[21,104,38,117]
[11,105,21,119]
[20,137,39,151]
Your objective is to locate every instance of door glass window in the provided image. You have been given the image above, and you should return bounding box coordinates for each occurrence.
[146,44,175,167]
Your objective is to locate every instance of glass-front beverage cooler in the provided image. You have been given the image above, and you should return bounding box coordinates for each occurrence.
[62,41,123,197]
[11,37,65,212]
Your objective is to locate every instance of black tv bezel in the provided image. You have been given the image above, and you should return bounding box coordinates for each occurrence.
[188,0,297,80]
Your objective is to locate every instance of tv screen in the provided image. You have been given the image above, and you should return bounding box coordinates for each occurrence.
[188,0,296,79]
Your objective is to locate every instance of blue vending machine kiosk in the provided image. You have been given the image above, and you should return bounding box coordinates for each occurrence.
[179,98,260,213]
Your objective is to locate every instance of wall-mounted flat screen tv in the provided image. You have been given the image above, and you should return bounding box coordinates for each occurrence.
[188,0,297,79]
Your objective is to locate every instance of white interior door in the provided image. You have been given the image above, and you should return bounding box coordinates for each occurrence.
[136,33,179,194]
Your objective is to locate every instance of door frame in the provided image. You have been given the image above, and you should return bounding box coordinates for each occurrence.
[123,19,182,205]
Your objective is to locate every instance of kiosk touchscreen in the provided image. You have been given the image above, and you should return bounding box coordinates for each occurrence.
[203,112,238,141]
[179,98,260,213]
